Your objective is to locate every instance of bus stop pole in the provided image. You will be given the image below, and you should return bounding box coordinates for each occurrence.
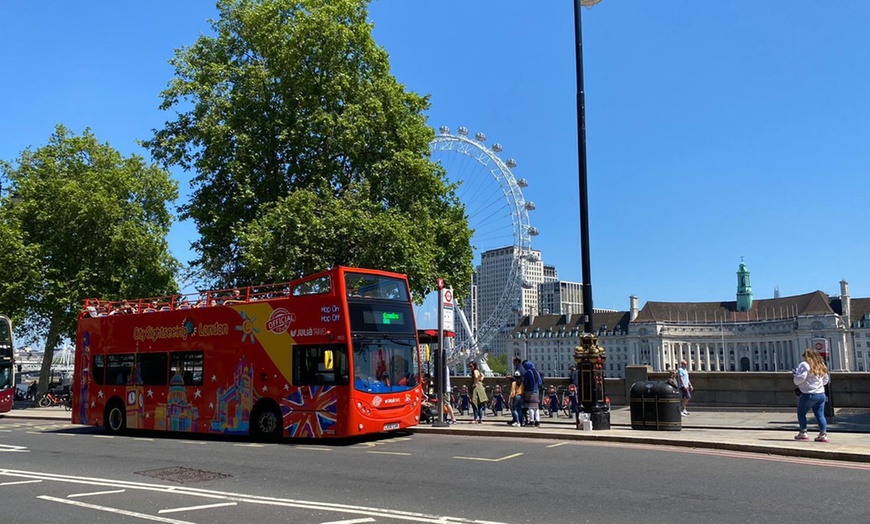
[433,284,449,427]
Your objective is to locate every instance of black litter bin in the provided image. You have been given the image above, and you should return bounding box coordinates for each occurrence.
[629,381,682,431]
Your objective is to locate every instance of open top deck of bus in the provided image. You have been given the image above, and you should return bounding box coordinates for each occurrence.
[80,266,411,317]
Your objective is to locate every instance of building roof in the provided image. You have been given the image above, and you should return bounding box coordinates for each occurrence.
[633,290,836,323]
[846,297,870,325]
[512,312,631,337]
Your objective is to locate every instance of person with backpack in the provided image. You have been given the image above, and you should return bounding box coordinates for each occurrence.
[522,360,542,427]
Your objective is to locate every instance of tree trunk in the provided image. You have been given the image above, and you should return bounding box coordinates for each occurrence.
[36,312,62,400]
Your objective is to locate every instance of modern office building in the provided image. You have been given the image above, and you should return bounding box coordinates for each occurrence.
[475,245,543,357]
[538,280,583,316]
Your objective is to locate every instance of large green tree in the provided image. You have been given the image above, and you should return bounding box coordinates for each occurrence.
[145,0,473,300]
[0,125,179,397]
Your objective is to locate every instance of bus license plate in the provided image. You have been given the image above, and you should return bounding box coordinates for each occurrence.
[383,422,400,430]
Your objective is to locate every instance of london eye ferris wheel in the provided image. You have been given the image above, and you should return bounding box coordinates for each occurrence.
[428,126,538,366]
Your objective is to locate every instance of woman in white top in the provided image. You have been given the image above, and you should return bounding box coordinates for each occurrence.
[793,349,830,442]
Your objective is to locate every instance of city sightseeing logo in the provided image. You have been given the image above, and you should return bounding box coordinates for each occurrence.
[266,308,296,334]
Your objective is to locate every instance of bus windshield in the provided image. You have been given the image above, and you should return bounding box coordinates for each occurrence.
[352,337,419,393]
[345,273,409,301]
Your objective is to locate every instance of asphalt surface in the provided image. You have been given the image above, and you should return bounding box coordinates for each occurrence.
[7,401,870,463]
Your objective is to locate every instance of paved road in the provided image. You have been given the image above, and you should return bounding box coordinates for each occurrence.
[2,410,870,524]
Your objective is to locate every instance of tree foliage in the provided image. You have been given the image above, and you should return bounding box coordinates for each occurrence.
[0,125,179,394]
[145,0,473,300]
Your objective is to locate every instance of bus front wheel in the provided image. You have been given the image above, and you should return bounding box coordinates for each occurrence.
[105,400,126,435]
[251,403,283,441]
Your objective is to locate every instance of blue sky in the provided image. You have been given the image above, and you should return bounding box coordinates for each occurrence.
[2,1,869,324]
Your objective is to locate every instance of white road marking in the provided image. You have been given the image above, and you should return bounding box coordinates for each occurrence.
[546,442,569,448]
[38,496,195,524]
[366,451,411,456]
[92,435,115,439]
[68,489,127,498]
[294,446,332,451]
[7,469,508,524]
[158,501,238,514]
[321,518,376,524]
[134,438,155,442]
[233,443,266,448]
[0,444,29,453]
[453,452,523,462]
[0,479,42,486]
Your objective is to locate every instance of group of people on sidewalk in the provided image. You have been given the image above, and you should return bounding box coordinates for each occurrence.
[433,345,832,443]
[503,357,550,427]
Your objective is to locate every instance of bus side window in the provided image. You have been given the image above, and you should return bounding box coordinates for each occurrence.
[106,354,134,386]
[93,355,105,385]
[293,345,348,386]
[170,351,204,386]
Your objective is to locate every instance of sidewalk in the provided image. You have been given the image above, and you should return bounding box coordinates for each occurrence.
[411,406,870,463]
[5,403,869,463]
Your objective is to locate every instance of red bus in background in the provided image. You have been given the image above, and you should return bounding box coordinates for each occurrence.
[0,315,14,413]
[72,267,423,439]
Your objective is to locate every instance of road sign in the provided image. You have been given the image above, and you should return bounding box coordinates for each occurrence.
[441,287,454,331]
[437,278,445,290]
[812,338,828,356]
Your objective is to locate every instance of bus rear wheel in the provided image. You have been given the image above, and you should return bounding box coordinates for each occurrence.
[251,404,282,442]
[105,400,126,435]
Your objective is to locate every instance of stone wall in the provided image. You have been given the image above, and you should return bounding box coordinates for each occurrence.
[450,369,870,408]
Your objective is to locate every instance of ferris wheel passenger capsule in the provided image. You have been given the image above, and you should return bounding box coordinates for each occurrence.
[528,227,540,236]
[475,132,486,142]
[492,143,503,153]
[516,178,528,187]
[524,201,536,211]
[439,126,450,135]
[506,159,517,169]
[458,127,469,136]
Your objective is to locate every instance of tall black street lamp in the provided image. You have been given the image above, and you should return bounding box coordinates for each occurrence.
[572,0,610,430]
[575,0,599,335]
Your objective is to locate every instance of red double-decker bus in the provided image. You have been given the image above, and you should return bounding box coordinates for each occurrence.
[0,315,14,413]
[72,267,424,439]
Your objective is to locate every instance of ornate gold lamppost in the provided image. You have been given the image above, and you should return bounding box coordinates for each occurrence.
[573,333,609,429]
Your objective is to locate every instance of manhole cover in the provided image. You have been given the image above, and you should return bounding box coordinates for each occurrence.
[135,467,232,484]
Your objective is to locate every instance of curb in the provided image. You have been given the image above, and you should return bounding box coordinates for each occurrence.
[408,425,870,464]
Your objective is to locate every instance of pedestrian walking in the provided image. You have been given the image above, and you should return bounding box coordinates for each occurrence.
[677,360,693,416]
[793,349,830,443]
[469,361,487,424]
[569,365,578,387]
[508,371,524,427]
[522,360,542,426]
